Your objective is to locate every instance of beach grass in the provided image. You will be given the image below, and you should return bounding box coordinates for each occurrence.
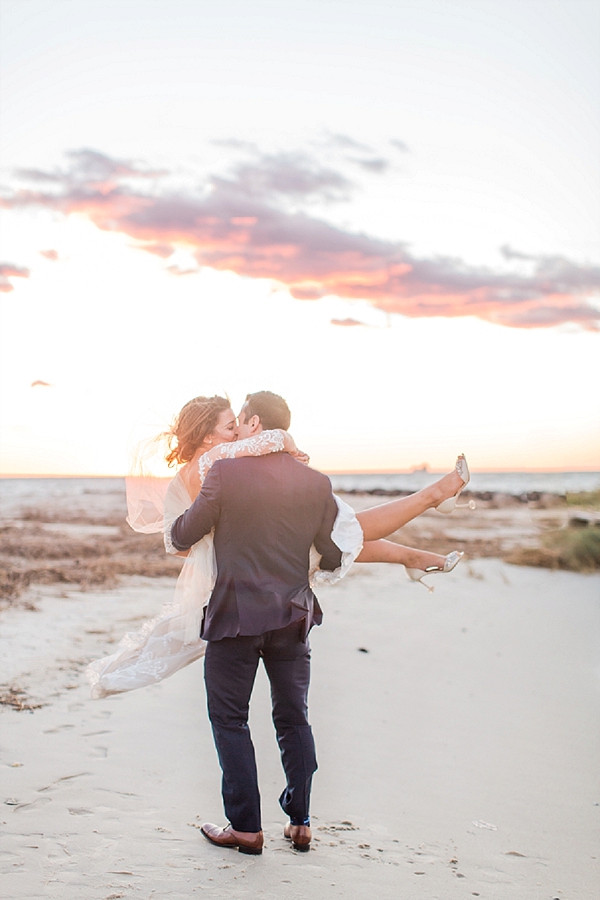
[506,524,600,573]
[566,489,600,510]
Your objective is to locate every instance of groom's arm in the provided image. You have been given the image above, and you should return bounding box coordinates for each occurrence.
[313,491,343,572]
[170,463,222,551]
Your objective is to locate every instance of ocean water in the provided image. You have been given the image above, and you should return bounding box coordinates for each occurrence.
[328,470,600,496]
[1,471,599,517]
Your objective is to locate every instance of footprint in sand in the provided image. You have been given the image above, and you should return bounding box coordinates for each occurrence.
[89,746,108,758]
[38,772,92,793]
[13,796,52,812]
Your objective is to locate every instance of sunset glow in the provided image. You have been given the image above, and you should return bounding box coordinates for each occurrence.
[1,0,599,475]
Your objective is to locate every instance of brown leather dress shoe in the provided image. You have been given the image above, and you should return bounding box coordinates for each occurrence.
[283,822,311,852]
[200,822,264,855]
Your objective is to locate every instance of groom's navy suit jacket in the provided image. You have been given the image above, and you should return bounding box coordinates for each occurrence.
[170,452,342,642]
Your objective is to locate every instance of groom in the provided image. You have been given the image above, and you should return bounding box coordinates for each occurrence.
[169,390,342,855]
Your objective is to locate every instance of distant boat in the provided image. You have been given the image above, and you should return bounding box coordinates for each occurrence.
[411,464,429,473]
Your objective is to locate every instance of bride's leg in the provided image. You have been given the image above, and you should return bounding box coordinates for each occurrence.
[357,539,447,570]
[356,466,465,541]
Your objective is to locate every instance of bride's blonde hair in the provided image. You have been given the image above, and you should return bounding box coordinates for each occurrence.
[164,395,231,467]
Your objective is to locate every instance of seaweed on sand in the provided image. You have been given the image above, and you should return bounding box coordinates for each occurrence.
[0,514,183,605]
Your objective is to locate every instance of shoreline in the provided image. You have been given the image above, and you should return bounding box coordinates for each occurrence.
[1,489,598,610]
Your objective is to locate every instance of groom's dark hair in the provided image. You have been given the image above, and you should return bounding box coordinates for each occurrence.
[242,391,291,430]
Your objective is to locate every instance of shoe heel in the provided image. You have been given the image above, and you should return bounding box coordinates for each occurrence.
[292,841,311,852]
[238,845,263,855]
[405,568,435,592]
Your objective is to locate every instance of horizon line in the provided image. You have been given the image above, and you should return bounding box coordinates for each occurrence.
[1,467,599,479]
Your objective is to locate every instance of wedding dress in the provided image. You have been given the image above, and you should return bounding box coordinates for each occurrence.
[86,431,363,699]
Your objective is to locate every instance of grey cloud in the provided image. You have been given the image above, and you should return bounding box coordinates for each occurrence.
[351,157,391,173]
[212,151,355,202]
[327,133,373,152]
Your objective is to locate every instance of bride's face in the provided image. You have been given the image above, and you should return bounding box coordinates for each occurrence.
[208,408,238,445]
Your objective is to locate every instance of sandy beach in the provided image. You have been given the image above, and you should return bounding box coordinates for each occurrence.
[1,491,599,899]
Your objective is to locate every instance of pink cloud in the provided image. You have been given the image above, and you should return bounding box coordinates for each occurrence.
[2,149,599,330]
[331,317,368,327]
[167,264,199,276]
[136,242,175,258]
[40,249,59,260]
[0,263,30,292]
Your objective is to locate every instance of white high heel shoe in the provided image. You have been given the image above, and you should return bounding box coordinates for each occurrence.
[406,551,464,592]
[436,454,475,514]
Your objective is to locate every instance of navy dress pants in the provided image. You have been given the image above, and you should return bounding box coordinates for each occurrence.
[204,620,317,834]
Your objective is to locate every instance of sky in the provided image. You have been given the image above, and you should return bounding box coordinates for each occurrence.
[1,0,599,475]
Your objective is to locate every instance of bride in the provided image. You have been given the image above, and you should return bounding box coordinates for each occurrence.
[87,393,471,699]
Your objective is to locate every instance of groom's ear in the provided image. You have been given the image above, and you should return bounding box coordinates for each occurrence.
[248,414,261,433]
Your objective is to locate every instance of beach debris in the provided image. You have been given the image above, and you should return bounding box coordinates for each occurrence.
[505,850,526,857]
[472,820,497,830]
[0,685,43,712]
[317,821,358,833]
[357,647,369,653]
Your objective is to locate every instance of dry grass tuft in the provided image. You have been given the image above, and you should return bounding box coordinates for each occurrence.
[566,489,600,510]
[505,524,600,573]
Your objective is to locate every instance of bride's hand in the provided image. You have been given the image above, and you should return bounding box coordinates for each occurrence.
[291,448,310,465]
[281,431,310,466]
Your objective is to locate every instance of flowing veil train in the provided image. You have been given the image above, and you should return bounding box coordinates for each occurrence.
[86,469,214,698]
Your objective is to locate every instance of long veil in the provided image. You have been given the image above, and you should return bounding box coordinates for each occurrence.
[86,428,215,699]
